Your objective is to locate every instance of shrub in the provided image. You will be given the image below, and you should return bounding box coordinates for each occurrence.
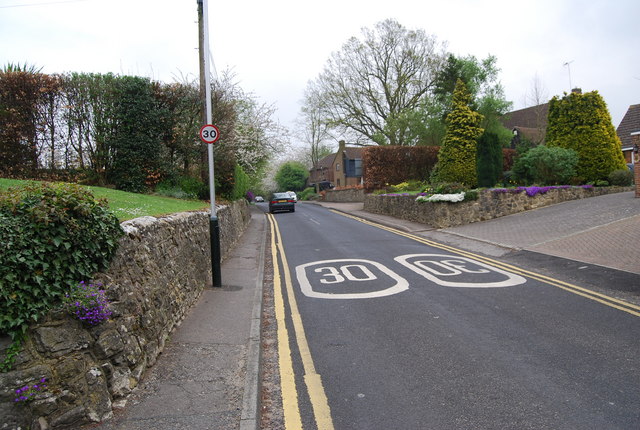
[608,169,633,186]
[477,132,503,187]
[0,182,123,340]
[298,187,318,201]
[231,164,250,201]
[433,182,466,194]
[512,145,578,185]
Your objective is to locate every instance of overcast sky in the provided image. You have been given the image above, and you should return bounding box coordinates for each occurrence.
[2,0,639,145]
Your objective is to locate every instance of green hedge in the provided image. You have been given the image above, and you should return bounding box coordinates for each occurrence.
[0,182,123,340]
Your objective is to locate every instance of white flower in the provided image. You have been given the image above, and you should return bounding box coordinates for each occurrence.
[416,192,465,203]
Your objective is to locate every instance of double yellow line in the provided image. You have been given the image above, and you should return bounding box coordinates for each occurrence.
[267,213,335,430]
[332,210,640,318]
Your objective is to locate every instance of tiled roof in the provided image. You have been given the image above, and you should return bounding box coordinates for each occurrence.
[501,103,549,130]
[616,104,640,149]
[312,153,337,170]
[343,147,364,160]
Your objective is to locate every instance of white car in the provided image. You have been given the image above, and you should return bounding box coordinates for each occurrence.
[286,191,297,202]
[254,196,264,202]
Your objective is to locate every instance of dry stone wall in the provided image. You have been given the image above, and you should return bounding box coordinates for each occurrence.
[0,201,250,430]
[364,187,632,228]
[323,188,365,202]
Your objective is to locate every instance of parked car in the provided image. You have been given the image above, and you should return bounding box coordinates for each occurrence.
[269,192,295,213]
[254,196,264,202]
[286,191,298,202]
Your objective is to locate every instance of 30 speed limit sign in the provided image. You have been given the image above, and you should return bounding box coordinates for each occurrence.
[199,124,220,144]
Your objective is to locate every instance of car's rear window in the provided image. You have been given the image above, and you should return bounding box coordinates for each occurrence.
[272,193,289,199]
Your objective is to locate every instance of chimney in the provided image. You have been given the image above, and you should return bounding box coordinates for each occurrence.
[338,140,346,153]
[571,88,582,94]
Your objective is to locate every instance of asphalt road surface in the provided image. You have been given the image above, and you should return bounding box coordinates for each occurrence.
[261,202,640,430]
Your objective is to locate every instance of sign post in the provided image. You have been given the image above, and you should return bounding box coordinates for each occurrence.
[200,0,222,288]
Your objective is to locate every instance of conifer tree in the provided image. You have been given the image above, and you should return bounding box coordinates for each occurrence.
[546,90,626,182]
[476,131,502,187]
[431,79,483,187]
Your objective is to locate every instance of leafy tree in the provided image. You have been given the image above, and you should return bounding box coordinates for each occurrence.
[431,79,483,186]
[512,145,578,185]
[0,70,60,175]
[432,54,512,147]
[275,161,309,191]
[308,19,446,146]
[108,76,167,192]
[546,90,626,182]
[476,132,502,187]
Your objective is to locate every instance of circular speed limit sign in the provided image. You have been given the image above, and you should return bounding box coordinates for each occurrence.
[199,124,220,144]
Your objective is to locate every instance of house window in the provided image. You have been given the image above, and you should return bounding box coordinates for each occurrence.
[336,163,340,171]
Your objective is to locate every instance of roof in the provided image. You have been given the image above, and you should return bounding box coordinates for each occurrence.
[343,147,364,160]
[311,153,336,170]
[616,104,640,149]
[501,103,549,144]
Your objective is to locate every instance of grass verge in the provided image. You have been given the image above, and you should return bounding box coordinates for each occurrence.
[0,178,210,221]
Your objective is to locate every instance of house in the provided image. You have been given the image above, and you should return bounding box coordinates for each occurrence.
[616,104,640,164]
[500,103,549,147]
[308,140,364,189]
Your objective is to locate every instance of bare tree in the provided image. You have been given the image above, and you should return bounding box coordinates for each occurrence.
[296,81,334,168]
[309,19,446,146]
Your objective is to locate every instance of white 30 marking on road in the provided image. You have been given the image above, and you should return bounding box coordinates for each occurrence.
[395,254,527,288]
[296,259,409,299]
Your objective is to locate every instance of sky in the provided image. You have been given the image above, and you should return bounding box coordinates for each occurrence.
[2,0,639,146]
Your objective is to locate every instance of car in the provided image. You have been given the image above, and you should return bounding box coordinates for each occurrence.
[254,196,264,202]
[286,191,298,202]
[269,192,295,213]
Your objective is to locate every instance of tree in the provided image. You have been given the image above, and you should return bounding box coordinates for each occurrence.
[546,90,626,182]
[108,76,167,192]
[432,54,512,147]
[296,82,334,167]
[275,161,309,191]
[476,132,502,187]
[431,79,483,186]
[308,19,446,146]
[0,69,60,175]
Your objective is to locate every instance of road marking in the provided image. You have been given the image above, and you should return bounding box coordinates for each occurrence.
[268,214,335,429]
[332,210,640,318]
[268,214,303,429]
[296,259,409,299]
[395,254,527,288]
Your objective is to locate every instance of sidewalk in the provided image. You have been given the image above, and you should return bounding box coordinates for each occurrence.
[313,191,640,275]
[86,205,266,430]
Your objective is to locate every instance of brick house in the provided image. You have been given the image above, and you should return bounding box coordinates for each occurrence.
[308,140,364,189]
[616,104,640,164]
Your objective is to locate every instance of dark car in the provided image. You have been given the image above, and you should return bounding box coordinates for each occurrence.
[269,192,295,213]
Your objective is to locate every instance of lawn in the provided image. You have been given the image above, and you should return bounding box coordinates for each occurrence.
[0,178,210,221]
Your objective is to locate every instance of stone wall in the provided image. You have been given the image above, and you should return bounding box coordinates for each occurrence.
[323,188,366,202]
[364,187,632,229]
[0,201,250,430]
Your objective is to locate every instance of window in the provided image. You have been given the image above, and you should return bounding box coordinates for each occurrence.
[336,163,340,171]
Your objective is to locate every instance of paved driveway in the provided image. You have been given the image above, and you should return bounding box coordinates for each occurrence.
[443,191,640,274]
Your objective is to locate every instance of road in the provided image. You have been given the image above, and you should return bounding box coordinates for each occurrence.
[260,201,640,430]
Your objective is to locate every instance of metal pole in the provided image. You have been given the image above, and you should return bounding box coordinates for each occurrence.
[200,0,222,287]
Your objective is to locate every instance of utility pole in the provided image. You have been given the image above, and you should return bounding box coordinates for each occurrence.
[198,0,222,288]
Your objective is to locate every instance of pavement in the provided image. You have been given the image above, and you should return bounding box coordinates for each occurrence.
[86,191,639,430]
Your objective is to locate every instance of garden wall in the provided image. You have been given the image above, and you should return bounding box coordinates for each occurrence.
[364,187,632,228]
[323,188,366,202]
[0,200,250,430]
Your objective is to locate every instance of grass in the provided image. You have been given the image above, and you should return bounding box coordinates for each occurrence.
[0,178,210,221]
